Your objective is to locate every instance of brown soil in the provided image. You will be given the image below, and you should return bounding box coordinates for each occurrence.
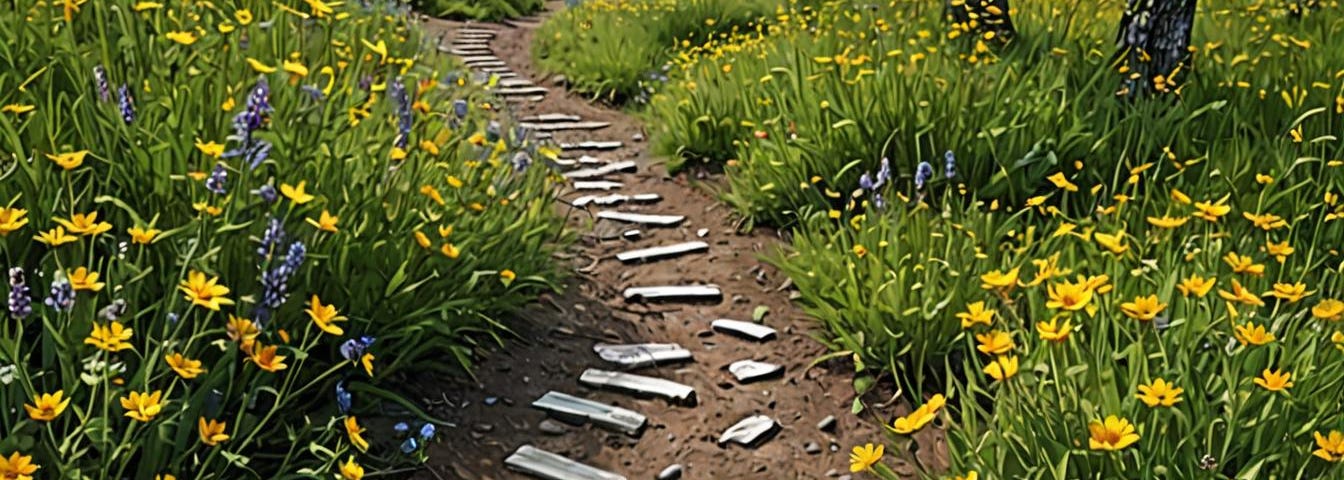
[410,6,943,479]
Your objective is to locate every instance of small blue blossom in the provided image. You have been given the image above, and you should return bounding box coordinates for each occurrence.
[44,278,75,312]
[944,150,957,179]
[915,161,934,191]
[205,163,227,195]
[117,84,135,124]
[7,267,32,319]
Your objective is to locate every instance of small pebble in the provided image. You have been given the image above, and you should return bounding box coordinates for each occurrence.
[697,228,709,237]
[484,396,498,406]
[539,420,567,435]
[657,464,684,480]
[804,442,822,455]
[472,423,494,433]
[817,415,837,432]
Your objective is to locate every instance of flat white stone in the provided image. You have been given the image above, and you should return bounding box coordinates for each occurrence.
[480,66,514,73]
[505,445,627,480]
[711,319,777,341]
[571,193,661,208]
[616,241,708,263]
[452,38,490,45]
[459,55,501,63]
[457,27,499,35]
[562,161,637,179]
[470,60,509,68]
[523,113,583,123]
[718,415,780,447]
[499,78,534,88]
[729,360,783,383]
[622,229,642,240]
[456,32,495,40]
[531,391,646,436]
[496,86,550,96]
[597,211,684,226]
[560,141,623,150]
[623,285,721,301]
[518,121,612,132]
[594,343,692,369]
[572,180,625,190]
[580,369,697,405]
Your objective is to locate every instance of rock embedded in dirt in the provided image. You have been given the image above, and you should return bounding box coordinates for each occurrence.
[615,241,708,263]
[539,419,568,435]
[656,464,683,480]
[817,415,837,432]
[804,442,822,455]
[728,360,784,383]
[622,285,722,302]
[717,415,780,447]
[711,319,777,342]
[504,445,628,480]
[579,369,697,406]
[531,391,647,436]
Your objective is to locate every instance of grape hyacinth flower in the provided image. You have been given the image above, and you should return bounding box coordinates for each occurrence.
[205,163,227,195]
[253,184,278,203]
[117,84,135,124]
[944,150,957,179]
[335,381,353,413]
[394,422,410,434]
[224,77,274,170]
[339,336,376,361]
[93,65,110,102]
[390,77,412,149]
[300,84,325,102]
[915,161,934,191]
[257,217,286,259]
[99,299,128,321]
[44,278,75,312]
[511,151,531,173]
[7,267,32,319]
[254,241,306,326]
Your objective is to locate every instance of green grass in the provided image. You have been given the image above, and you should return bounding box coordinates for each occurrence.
[414,0,544,21]
[534,0,1344,476]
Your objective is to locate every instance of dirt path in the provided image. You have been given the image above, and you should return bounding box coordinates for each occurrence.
[412,6,933,479]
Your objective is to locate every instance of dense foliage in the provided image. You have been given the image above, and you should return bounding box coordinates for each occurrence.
[535,0,1344,477]
[0,0,566,477]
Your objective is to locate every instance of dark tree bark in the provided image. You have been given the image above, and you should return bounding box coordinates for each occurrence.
[1116,0,1198,98]
[946,0,1016,41]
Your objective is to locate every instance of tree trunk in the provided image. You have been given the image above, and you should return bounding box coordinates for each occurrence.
[1116,0,1198,98]
[946,0,1016,41]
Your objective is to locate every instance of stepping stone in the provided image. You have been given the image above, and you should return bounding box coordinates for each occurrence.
[499,78,534,88]
[623,285,721,302]
[594,343,692,369]
[658,465,684,480]
[457,27,499,35]
[531,391,646,436]
[563,161,637,179]
[571,193,661,208]
[480,66,514,74]
[718,415,780,447]
[580,369,697,406]
[505,445,627,480]
[615,241,708,263]
[518,121,612,132]
[453,38,490,45]
[711,319,778,341]
[470,61,509,68]
[523,113,583,123]
[496,86,549,96]
[449,47,492,55]
[597,211,684,226]
[728,360,783,383]
[560,141,622,150]
[459,55,501,63]
[572,180,624,190]
[456,32,495,40]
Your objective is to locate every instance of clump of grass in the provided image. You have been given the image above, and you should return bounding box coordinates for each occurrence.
[414,0,544,21]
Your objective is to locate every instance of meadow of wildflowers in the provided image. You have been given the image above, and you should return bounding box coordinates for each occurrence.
[537,0,1344,477]
[1,0,566,477]
[413,0,543,21]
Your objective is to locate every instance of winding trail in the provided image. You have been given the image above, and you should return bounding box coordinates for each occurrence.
[413,5,932,479]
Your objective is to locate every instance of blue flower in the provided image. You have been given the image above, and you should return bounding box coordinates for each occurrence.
[452,99,468,119]
[336,381,352,413]
[944,150,957,179]
[44,277,75,312]
[399,437,419,454]
[205,163,227,195]
[915,161,934,191]
[7,267,32,319]
[253,184,278,203]
[394,422,410,434]
[93,66,110,103]
[339,336,376,361]
[117,84,135,124]
[419,423,436,441]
